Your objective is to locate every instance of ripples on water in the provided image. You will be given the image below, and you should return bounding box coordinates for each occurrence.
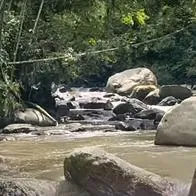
[0,130,195,195]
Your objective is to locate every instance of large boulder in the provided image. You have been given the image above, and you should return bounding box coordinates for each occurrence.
[155,97,196,146]
[159,85,192,100]
[64,147,188,196]
[15,108,57,126]
[106,68,157,95]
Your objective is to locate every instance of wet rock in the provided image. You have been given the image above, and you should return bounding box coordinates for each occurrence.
[159,85,192,100]
[113,102,133,115]
[113,98,148,115]
[67,101,79,109]
[0,177,57,196]
[79,99,109,109]
[108,113,133,121]
[128,98,149,113]
[130,85,157,100]
[89,87,104,92]
[143,89,160,105]
[155,97,196,146]
[64,147,183,196]
[55,102,69,119]
[134,108,165,120]
[69,113,85,121]
[2,124,38,134]
[106,68,157,95]
[70,127,86,132]
[103,93,116,98]
[69,109,114,121]
[158,96,180,106]
[115,118,156,131]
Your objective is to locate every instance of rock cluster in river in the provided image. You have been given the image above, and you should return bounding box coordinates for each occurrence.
[0,67,194,137]
[50,68,192,132]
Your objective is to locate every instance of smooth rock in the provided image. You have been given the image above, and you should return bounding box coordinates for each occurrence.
[159,85,192,100]
[64,147,186,196]
[106,68,157,95]
[155,97,196,146]
[143,89,160,105]
[130,85,157,100]
[15,108,57,126]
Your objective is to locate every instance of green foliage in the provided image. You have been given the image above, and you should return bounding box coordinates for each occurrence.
[0,51,21,118]
[135,9,149,25]
[1,0,196,99]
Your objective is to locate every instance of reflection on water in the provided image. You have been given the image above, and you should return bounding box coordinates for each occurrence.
[0,131,196,184]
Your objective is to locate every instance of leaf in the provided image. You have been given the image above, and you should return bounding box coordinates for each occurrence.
[135,9,149,25]
[121,13,134,25]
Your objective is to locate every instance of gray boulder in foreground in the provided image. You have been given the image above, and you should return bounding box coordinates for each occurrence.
[155,97,196,146]
[106,68,157,95]
[0,177,56,196]
[64,147,189,196]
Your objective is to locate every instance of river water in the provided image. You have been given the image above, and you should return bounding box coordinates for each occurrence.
[0,130,196,186]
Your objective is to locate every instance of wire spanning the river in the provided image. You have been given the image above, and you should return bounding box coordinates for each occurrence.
[7,23,193,66]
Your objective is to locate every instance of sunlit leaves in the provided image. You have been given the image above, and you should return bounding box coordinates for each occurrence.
[88,38,97,46]
[135,9,149,25]
[121,13,134,25]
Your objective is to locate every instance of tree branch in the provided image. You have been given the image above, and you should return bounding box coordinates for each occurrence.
[8,23,193,66]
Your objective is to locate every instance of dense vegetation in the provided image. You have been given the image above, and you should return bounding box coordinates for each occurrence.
[0,0,196,117]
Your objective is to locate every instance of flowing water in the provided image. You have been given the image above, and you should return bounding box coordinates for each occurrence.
[0,130,196,186]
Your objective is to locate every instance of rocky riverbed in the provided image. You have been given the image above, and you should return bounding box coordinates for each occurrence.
[1,68,196,195]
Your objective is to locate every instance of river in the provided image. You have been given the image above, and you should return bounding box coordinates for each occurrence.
[0,130,196,188]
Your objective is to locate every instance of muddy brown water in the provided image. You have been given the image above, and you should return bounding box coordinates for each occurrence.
[0,130,196,194]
